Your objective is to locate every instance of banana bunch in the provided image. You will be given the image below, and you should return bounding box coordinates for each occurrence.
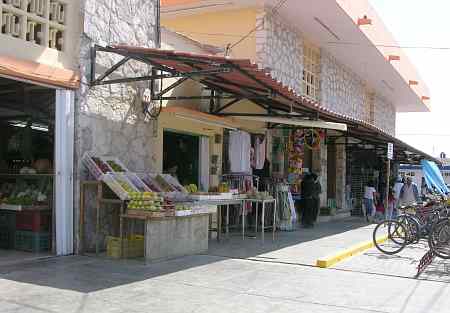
[184,184,198,193]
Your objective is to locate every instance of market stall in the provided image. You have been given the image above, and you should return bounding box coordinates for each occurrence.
[81,153,261,262]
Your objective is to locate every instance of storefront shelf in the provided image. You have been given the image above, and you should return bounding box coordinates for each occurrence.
[15,231,50,252]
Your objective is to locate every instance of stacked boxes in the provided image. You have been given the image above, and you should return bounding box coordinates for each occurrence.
[14,210,51,252]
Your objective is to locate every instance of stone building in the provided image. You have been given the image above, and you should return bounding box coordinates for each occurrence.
[0,0,159,257]
[161,0,431,211]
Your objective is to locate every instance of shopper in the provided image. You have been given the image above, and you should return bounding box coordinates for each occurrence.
[300,173,315,228]
[311,172,322,226]
[393,176,404,209]
[421,177,429,201]
[386,188,396,220]
[400,177,419,206]
[363,180,377,222]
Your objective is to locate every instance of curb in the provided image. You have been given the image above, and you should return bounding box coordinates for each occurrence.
[316,235,388,268]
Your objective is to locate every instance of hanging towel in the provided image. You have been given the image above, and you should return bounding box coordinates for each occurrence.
[229,131,251,173]
[255,137,266,170]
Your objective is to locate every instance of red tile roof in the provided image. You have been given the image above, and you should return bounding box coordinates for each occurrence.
[110,45,436,163]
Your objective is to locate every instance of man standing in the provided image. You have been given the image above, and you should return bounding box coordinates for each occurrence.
[393,176,404,209]
[301,173,315,228]
[400,177,419,206]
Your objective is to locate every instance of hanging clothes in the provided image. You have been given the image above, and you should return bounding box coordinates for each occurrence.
[228,131,251,173]
[254,136,266,170]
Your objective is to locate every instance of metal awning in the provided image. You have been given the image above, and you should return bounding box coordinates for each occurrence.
[234,115,347,131]
[89,45,438,164]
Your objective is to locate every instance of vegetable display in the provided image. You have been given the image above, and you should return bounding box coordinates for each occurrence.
[92,157,110,174]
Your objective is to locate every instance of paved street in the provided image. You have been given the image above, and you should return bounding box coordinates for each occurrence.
[1,218,450,313]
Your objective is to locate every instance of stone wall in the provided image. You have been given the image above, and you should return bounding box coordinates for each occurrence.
[335,142,347,210]
[320,50,368,122]
[255,10,303,94]
[74,0,158,252]
[373,95,396,136]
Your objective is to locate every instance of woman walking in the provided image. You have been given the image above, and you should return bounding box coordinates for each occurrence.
[363,180,377,222]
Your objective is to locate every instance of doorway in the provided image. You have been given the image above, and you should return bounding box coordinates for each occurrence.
[0,76,74,265]
[163,130,199,186]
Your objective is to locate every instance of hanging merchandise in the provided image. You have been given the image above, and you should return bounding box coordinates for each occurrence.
[288,129,305,175]
[228,130,251,173]
[254,136,266,170]
[276,183,298,231]
[303,129,322,150]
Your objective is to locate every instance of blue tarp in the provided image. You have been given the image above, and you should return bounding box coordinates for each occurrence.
[421,160,449,195]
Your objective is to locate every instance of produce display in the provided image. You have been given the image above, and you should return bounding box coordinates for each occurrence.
[127,192,163,211]
[141,175,163,192]
[0,180,51,206]
[106,160,125,172]
[92,157,110,174]
[154,175,174,192]
[125,173,150,192]
[184,184,198,193]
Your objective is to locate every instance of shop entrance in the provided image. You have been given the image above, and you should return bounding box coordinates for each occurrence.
[163,130,199,187]
[0,76,74,264]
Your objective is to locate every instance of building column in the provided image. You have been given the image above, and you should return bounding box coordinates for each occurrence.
[312,141,327,208]
[335,139,347,210]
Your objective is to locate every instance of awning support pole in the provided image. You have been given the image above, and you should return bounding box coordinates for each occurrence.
[213,98,242,113]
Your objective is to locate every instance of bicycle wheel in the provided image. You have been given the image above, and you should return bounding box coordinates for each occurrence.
[397,214,420,244]
[373,220,407,255]
[428,219,450,259]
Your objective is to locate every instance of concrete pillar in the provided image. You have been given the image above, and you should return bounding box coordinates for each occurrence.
[335,140,347,210]
[312,141,327,208]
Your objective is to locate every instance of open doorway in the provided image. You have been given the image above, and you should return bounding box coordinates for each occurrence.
[0,76,55,265]
[163,130,199,187]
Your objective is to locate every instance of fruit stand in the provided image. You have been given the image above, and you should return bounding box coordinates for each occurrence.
[80,153,247,261]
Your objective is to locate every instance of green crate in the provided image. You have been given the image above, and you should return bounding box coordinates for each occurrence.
[0,228,15,249]
[15,230,50,252]
[0,210,16,230]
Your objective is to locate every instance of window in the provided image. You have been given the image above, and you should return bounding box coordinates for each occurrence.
[302,42,321,100]
[0,0,67,51]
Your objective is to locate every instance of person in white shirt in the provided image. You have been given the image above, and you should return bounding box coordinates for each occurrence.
[393,177,404,210]
[363,180,377,222]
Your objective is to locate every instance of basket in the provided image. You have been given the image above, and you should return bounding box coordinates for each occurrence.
[106,235,144,259]
[16,210,51,232]
[15,230,50,252]
[82,152,110,180]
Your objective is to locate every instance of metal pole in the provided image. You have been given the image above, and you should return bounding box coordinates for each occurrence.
[385,159,390,212]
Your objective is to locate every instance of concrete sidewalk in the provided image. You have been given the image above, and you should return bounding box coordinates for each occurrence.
[208,217,375,265]
[2,254,450,313]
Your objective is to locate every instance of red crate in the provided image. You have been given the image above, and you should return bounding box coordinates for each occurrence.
[16,210,51,232]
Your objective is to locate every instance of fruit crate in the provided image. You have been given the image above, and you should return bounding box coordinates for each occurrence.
[103,173,139,200]
[139,174,163,192]
[16,210,51,232]
[125,173,151,192]
[0,210,16,230]
[0,228,15,249]
[82,152,111,180]
[162,174,188,193]
[106,235,144,259]
[101,156,129,173]
[15,230,50,252]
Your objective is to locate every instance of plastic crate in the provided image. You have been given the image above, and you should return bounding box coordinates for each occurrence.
[106,235,144,259]
[103,173,138,200]
[0,210,16,230]
[15,231,50,252]
[125,173,151,192]
[0,228,15,249]
[82,152,110,180]
[16,210,51,232]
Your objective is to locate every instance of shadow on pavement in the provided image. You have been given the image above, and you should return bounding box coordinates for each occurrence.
[0,217,371,293]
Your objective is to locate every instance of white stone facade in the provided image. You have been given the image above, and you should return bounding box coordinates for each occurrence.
[320,51,369,123]
[373,95,395,135]
[74,0,159,252]
[255,11,303,95]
